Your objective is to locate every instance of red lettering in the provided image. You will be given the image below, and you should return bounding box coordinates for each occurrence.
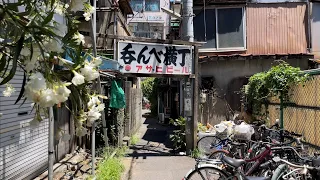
[182,67,189,73]
[146,65,153,72]
[166,66,173,73]
[156,66,162,72]
[136,65,143,72]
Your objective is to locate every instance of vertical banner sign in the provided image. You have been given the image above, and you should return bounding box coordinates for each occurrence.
[184,81,192,116]
[118,41,193,75]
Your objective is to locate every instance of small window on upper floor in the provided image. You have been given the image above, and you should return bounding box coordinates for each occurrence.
[130,0,144,12]
[194,7,245,52]
[130,0,160,12]
[145,0,160,12]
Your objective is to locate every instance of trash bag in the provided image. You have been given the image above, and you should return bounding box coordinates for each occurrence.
[234,122,254,140]
[109,80,126,109]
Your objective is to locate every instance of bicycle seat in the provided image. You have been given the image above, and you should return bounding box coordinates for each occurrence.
[222,156,245,168]
[246,177,270,180]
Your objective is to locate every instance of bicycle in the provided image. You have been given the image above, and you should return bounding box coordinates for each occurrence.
[271,156,320,180]
[183,156,270,180]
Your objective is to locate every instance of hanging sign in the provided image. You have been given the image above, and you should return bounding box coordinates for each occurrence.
[118,41,193,75]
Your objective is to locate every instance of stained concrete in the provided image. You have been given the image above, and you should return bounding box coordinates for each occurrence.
[122,111,195,180]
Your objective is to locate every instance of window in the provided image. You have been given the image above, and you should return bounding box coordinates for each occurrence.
[145,0,160,11]
[194,7,245,51]
[129,23,163,39]
[130,0,160,12]
[130,0,143,12]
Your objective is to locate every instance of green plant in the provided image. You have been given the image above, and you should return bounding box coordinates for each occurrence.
[245,61,309,118]
[141,77,155,99]
[130,134,139,145]
[198,122,207,132]
[95,146,128,180]
[169,116,186,151]
[190,148,202,158]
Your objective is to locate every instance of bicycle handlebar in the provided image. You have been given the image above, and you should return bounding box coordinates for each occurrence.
[273,157,318,170]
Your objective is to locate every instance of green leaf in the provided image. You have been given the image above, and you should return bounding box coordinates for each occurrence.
[15,72,26,104]
[0,54,7,73]
[42,11,54,26]
[0,33,25,85]
[19,98,28,108]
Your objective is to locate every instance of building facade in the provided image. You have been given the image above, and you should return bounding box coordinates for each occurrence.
[127,0,170,39]
[193,0,315,125]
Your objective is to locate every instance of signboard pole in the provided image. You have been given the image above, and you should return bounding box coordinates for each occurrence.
[192,47,199,150]
[184,47,198,153]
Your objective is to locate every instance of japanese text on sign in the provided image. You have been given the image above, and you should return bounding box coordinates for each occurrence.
[118,41,193,75]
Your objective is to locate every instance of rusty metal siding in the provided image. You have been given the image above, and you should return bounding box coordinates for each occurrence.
[246,3,308,55]
[312,2,320,58]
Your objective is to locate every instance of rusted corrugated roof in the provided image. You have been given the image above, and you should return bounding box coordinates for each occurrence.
[199,53,314,62]
[246,3,308,55]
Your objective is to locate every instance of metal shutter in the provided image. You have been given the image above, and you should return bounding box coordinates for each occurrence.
[0,69,48,180]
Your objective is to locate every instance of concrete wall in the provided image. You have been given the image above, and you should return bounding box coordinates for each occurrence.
[199,57,309,125]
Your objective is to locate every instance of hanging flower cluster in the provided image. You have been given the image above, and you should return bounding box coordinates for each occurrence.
[0,0,105,138]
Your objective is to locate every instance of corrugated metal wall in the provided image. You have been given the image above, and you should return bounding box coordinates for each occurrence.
[246,3,308,55]
[0,70,48,180]
[312,2,320,58]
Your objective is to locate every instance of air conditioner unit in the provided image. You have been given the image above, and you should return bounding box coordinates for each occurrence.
[158,113,165,123]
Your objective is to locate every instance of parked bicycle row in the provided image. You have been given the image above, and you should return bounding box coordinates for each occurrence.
[183,120,320,180]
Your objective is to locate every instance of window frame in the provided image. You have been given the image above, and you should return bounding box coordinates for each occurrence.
[130,0,160,12]
[194,6,246,53]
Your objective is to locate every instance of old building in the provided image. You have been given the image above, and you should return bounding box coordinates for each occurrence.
[127,0,170,39]
[194,0,314,125]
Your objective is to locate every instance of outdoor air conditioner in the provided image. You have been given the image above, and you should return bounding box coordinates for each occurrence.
[158,113,165,123]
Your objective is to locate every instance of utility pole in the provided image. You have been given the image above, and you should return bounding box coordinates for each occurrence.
[181,0,197,153]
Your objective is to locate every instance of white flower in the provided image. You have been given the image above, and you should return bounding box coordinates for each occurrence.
[64,4,69,9]
[87,109,101,123]
[93,57,102,67]
[80,64,99,81]
[88,96,100,108]
[39,89,57,107]
[83,12,91,21]
[72,71,85,86]
[24,86,42,102]
[45,39,63,53]
[73,32,85,45]
[87,5,95,14]
[70,0,85,12]
[54,4,64,15]
[26,72,47,91]
[96,103,105,111]
[3,84,15,97]
[76,127,88,136]
[54,83,71,103]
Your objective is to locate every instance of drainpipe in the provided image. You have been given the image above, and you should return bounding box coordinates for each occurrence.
[307,0,312,53]
[48,107,54,180]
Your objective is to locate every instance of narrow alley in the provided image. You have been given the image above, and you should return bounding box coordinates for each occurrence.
[122,111,194,180]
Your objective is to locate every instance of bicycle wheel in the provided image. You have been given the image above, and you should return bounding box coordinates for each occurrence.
[208,149,233,160]
[197,136,222,155]
[186,167,228,180]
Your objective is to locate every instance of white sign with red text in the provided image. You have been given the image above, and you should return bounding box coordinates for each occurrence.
[118,41,193,75]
